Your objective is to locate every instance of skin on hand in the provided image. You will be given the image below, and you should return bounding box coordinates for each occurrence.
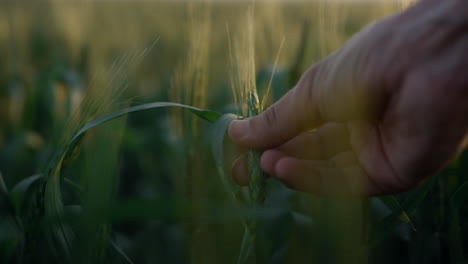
[229,0,468,196]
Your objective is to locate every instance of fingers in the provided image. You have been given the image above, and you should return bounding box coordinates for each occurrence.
[231,122,349,186]
[231,155,248,186]
[228,65,325,150]
[230,139,380,195]
[262,152,324,194]
[260,149,358,180]
[277,123,350,160]
[231,148,380,196]
[260,150,376,195]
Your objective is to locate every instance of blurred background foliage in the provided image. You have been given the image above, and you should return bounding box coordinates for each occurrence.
[0,0,467,263]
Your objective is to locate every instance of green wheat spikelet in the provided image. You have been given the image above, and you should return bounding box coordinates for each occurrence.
[239,89,268,264]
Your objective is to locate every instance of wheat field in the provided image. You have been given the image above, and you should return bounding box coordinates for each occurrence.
[1,1,467,264]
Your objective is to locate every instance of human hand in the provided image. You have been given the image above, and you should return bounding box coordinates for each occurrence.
[228,0,468,196]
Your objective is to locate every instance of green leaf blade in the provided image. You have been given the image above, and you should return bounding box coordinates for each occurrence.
[210,113,242,204]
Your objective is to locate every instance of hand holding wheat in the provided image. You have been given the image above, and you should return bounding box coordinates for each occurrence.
[229,0,468,196]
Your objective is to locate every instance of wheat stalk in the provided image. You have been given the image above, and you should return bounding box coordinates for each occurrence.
[228,6,268,263]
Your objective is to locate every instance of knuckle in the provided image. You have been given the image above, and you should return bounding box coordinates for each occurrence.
[263,105,279,129]
[298,66,325,123]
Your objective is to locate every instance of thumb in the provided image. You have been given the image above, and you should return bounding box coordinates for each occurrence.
[228,66,324,150]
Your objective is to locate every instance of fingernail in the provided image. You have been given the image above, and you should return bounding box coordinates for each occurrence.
[229,119,250,141]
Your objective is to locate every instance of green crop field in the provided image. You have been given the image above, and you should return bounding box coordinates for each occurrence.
[0,1,467,263]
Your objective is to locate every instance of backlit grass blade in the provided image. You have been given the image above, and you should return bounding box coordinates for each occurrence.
[45,156,74,261]
[401,174,438,213]
[237,227,254,264]
[0,179,16,223]
[379,195,415,230]
[110,239,135,264]
[9,174,44,214]
[59,102,221,168]
[372,177,438,245]
[44,101,223,260]
[450,151,468,208]
[0,171,7,194]
[211,113,243,204]
[451,180,468,208]
[68,102,221,151]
